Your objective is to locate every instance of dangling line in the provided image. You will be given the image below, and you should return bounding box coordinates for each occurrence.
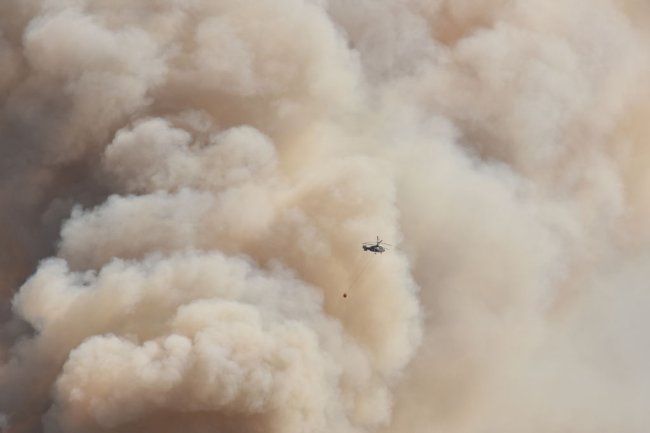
[342,253,373,299]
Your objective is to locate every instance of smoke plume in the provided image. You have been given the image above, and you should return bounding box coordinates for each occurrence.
[1,0,650,432]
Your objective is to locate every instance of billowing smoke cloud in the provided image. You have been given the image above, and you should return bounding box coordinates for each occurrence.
[1,0,650,432]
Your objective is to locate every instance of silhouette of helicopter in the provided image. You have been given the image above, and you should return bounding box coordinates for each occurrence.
[362,236,392,254]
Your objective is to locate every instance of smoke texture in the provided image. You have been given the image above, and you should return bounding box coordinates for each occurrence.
[1,0,650,432]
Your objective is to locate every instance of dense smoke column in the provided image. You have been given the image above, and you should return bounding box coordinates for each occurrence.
[1,1,420,432]
[1,1,650,433]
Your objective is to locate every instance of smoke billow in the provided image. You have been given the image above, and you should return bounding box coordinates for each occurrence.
[1,0,650,432]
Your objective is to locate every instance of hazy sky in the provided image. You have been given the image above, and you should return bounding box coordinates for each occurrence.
[1,1,650,432]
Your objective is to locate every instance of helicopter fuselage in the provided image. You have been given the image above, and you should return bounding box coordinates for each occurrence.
[363,244,385,253]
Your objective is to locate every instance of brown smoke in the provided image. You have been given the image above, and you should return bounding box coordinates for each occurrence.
[1,1,650,432]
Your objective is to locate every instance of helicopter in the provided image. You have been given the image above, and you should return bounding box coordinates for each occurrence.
[362,236,392,254]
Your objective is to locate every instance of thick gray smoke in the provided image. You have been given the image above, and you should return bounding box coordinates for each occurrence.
[1,0,650,432]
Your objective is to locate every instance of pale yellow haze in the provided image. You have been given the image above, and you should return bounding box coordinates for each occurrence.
[1,0,649,432]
